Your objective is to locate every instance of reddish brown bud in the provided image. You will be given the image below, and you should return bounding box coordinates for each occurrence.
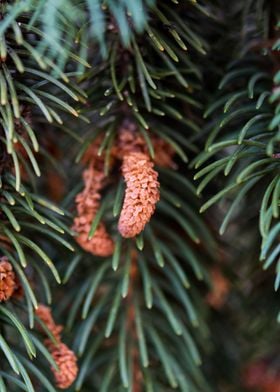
[118,152,160,238]
[72,165,114,257]
[48,342,78,389]
[0,257,16,302]
[116,121,175,168]
[36,304,63,341]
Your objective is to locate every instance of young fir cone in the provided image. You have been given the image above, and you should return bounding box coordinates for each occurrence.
[118,151,160,238]
[116,120,146,157]
[0,257,16,302]
[116,121,175,168]
[36,304,78,389]
[72,165,114,257]
[47,342,78,390]
[36,304,63,341]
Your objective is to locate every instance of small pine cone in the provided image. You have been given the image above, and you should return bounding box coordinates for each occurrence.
[74,223,115,257]
[0,257,16,302]
[48,342,78,389]
[118,152,160,238]
[81,135,109,170]
[115,122,175,168]
[72,165,114,257]
[82,165,104,195]
[36,305,63,341]
[115,120,146,158]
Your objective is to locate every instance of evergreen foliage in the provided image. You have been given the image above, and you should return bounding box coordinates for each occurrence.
[0,1,278,391]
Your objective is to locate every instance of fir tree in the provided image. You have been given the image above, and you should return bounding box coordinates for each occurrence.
[0,1,279,392]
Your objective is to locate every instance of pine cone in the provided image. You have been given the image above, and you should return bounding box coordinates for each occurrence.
[72,165,114,257]
[116,121,175,168]
[74,225,115,257]
[81,135,109,170]
[48,342,78,389]
[36,304,63,341]
[116,120,146,157]
[0,257,16,302]
[118,152,160,238]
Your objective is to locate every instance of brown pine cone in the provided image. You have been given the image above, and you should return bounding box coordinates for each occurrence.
[72,165,114,257]
[36,304,63,341]
[48,342,78,389]
[118,151,160,238]
[0,257,16,302]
